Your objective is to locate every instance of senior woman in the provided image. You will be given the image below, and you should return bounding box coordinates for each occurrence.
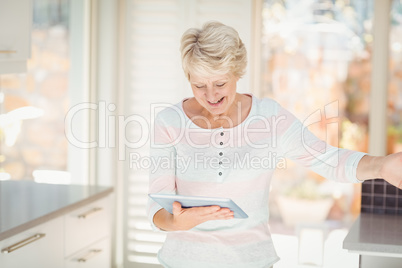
[147,21,402,268]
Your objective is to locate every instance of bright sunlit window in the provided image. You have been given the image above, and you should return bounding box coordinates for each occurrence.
[262,0,373,224]
[0,0,70,184]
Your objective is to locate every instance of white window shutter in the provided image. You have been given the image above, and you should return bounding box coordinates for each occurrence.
[123,1,253,267]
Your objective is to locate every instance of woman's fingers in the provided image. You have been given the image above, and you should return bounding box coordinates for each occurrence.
[171,202,234,230]
[199,205,220,215]
[173,202,221,215]
[200,206,234,220]
[210,210,234,220]
[175,203,230,216]
[172,201,183,215]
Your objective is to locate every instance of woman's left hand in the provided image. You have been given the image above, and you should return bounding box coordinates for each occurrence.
[380,151,402,189]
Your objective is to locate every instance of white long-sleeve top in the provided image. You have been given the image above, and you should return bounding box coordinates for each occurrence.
[147,95,366,268]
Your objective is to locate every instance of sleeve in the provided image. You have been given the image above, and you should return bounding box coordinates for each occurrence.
[275,103,366,183]
[146,111,177,232]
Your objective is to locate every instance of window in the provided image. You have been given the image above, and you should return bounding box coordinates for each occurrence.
[261,0,374,224]
[0,0,91,185]
[0,0,70,183]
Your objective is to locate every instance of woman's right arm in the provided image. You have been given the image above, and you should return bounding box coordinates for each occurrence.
[147,109,233,232]
[147,110,178,231]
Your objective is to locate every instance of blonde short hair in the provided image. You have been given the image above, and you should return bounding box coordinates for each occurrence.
[180,21,247,80]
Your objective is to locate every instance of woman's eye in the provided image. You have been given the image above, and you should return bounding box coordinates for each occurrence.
[195,85,205,89]
[216,83,226,87]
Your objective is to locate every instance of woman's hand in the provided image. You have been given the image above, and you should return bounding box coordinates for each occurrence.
[153,202,234,231]
[380,151,402,189]
[171,201,234,231]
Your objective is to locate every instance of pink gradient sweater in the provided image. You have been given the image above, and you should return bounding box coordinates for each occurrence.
[147,95,365,268]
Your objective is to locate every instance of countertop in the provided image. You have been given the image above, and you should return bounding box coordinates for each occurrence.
[343,213,402,257]
[0,180,113,241]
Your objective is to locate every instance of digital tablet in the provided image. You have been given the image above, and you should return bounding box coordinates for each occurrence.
[149,193,248,219]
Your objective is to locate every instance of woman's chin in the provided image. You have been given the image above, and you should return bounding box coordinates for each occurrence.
[206,104,226,115]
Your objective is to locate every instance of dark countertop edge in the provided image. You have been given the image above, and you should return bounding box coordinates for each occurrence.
[0,187,113,241]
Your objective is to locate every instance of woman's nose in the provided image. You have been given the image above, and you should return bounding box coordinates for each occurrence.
[205,86,218,99]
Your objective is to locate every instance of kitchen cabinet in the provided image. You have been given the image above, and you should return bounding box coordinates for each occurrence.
[0,195,112,268]
[0,217,64,268]
[0,181,114,268]
[64,196,112,267]
[0,0,32,74]
[65,197,111,258]
[65,237,111,268]
[359,255,402,268]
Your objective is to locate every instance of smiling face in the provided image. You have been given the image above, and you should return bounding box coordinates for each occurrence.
[189,73,239,117]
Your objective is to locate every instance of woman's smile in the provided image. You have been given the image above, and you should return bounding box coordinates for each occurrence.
[207,96,225,106]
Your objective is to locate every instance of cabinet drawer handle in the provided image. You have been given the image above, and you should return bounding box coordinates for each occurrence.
[77,249,102,262]
[1,233,46,254]
[0,50,17,54]
[78,207,103,219]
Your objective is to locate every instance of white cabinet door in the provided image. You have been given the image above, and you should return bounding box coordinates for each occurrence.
[65,237,111,268]
[0,217,64,268]
[65,196,111,257]
[0,0,32,73]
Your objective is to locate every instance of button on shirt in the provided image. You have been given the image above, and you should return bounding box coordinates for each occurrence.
[147,95,366,268]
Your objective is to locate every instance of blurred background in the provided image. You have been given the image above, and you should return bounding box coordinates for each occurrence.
[0,0,401,267]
